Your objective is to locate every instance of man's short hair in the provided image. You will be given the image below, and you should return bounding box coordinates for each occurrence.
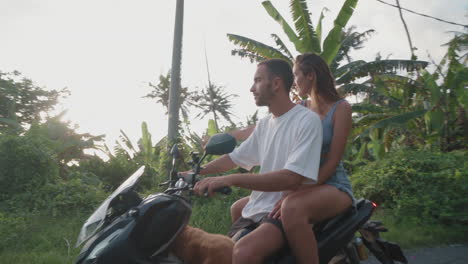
[258,59,294,92]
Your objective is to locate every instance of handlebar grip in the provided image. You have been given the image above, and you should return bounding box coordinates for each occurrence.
[215,186,232,195]
[203,186,232,197]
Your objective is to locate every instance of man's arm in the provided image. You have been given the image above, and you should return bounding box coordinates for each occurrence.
[226,169,303,191]
[199,154,237,175]
[229,124,256,141]
[193,169,303,196]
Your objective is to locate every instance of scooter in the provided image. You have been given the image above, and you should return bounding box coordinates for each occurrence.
[74,133,407,264]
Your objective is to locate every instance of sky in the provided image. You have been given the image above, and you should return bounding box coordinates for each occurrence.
[1,0,466,151]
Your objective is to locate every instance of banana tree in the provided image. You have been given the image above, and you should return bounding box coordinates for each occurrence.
[227,0,428,100]
[420,32,467,151]
[349,31,467,159]
[228,0,358,65]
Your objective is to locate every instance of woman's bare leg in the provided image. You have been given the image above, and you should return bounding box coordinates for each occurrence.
[230,196,249,223]
[281,185,352,264]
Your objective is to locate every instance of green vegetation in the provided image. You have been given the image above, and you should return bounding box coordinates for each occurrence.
[352,150,468,225]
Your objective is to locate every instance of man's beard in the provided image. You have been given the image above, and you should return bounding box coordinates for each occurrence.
[254,85,274,106]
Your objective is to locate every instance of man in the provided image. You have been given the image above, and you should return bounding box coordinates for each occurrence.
[193,59,322,264]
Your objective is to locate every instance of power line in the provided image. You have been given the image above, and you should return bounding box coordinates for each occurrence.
[375,0,467,28]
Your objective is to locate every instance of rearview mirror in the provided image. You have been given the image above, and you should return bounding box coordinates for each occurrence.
[204,133,236,155]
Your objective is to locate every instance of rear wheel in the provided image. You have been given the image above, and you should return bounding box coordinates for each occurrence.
[344,242,361,264]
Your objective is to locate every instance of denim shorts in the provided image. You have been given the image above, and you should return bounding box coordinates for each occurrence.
[324,161,355,205]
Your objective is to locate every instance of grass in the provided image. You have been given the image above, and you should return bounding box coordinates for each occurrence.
[370,208,468,249]
[190,187,250,234]
[0,213,85,264]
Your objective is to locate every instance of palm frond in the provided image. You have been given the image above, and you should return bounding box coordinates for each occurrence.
[344,29,376,52]
[289,0,321,53]
[261,1,302,52]
[321,0,358,65]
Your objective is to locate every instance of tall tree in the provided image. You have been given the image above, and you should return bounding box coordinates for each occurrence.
[167,0,184,145]
[0,71,68,133]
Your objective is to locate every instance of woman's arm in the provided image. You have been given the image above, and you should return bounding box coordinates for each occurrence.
[316,100,352,184]
[229,124,256,141]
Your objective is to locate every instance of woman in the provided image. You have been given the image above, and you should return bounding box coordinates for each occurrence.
[230,53,354,264]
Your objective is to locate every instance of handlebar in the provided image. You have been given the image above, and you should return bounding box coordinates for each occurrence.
[164,174,232,197]
[203,186,232,197]
[214,186,232,195]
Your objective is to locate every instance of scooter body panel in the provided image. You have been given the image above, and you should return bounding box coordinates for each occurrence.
[75,193,191,264]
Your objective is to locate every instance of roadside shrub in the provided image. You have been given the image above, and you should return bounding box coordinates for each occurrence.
[0,212,28,251]
[33,176,107,216]
[0,134,59,201]
[77,154,140,191]
[351,149,468,224]
[2,174,107,217]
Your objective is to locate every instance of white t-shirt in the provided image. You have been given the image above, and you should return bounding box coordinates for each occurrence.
[229,105,322,222]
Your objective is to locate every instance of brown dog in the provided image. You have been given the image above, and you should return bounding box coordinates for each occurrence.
[170,225,234,264]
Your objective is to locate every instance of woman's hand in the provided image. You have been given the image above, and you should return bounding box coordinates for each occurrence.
[268,195,288,219]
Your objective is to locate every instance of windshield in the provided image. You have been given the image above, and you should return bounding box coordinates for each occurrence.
[75,166,145,247]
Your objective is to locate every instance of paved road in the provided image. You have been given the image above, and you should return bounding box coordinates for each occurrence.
[362,244,468,264]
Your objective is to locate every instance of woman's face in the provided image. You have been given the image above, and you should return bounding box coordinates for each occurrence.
[293,64,314,98]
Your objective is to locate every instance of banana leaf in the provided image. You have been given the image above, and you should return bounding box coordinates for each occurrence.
[231,49,265,63]
[338,83,370,96]
[352,103,384,114]
[227,34,291,62]
[321,0,358,65]
[289,0,321,53]
[261,1,302,52]
[315,7,328,44]
[366,109,427,131]
[270,34,294,60]
[337,60,428,84]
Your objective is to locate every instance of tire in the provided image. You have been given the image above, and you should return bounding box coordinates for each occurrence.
[344,243,361,264]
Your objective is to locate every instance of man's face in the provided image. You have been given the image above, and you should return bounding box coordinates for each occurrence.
[250,65,275,106]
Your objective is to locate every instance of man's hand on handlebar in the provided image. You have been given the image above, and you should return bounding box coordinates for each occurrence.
[178,171,191,178]
[194,176,230,197]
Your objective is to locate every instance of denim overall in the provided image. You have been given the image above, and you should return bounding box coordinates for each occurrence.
[301,99,354,202]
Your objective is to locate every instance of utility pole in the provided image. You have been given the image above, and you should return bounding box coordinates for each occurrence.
[167,0,184,144]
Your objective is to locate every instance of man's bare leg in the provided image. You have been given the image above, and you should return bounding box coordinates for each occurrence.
[230,197,249,223]
[232,222,284,264]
